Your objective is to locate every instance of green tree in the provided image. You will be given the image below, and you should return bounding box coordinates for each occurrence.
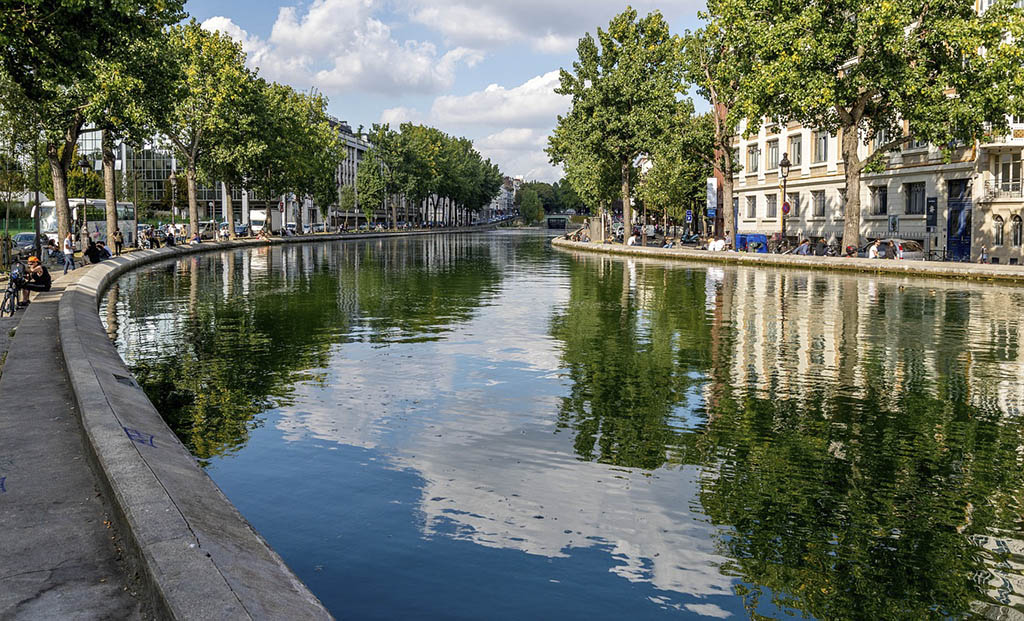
[551,8,684,240]
[680,14,751,241]
[717,0,1024,249]
[1,0,183,245]
[638,109,714,233]
[357,148,386,227]
[519,188,543,224]
[161,21,252,237]
[338,184,356,229]
[397,124,442,226]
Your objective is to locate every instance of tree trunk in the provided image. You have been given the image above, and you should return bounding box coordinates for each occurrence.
[391,195,398,230]
[620,158,632,243]
[295,194,303,234]
[186,163,199,238]
[225,181,236,239]
[641,202,647,247]
[47,144,72,246]
[840,125,862,252]
[102,130,118,244]
[721,171,735,246]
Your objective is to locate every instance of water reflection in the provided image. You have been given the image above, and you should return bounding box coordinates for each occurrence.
[104,234,1024,619]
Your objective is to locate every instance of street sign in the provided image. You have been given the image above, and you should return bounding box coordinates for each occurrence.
[707,207,716,218]
[279,201,285,213]
[782,201,791,215]
[685,210,693,223]
[926,197,938,227]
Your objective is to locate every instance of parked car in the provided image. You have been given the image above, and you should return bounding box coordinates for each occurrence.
[312,223,325,233]
[234,223,251,237]
[857,238,925,260]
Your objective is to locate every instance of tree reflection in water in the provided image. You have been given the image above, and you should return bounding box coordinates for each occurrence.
[105,236,502,464]
[550,254,1024,619]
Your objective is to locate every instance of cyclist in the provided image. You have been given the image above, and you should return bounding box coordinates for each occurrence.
[19,256,51,306]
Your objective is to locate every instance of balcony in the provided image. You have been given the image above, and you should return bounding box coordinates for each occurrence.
[981,182,1023,202]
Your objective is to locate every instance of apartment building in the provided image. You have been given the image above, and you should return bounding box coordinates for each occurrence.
[729,119,1024,264]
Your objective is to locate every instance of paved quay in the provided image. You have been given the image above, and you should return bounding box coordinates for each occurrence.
[0,267,145,619]
[0,225,497,620]
[551,237,1024,284]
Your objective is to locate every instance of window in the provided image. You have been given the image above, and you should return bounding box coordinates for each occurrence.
[813,131,829,163]
[766,140,779,170]
[904,182,926,215]
[909,136,928,150]
[999,154,1021,193]
[1013,115,1024,125]
[1013,215,1023,247]
[747,146,760,173]
[870,186,888,216]
[874,130,890,151]
[787,192,800,216]
[812,190,826,217]
[994,215,1005,246]
[789,136,802,166]
[767,194,778,218]
[746,196,757,219]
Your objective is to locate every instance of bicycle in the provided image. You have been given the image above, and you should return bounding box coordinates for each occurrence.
[1,261,25,317]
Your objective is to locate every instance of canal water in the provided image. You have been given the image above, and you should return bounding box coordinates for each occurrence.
[102,232,1024,619]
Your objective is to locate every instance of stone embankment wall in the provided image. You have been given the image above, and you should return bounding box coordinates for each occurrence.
[60,227,492,620]
[551,237,1024,285]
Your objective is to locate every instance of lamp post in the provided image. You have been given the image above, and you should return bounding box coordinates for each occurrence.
[779,153,791,245]
[78,156,92,254]
[168,170,177,227]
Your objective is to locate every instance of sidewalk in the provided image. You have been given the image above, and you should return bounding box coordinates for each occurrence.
[551,237,1024,284]
[0,267,143,619]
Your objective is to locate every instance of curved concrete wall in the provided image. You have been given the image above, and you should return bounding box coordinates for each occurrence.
[58,228,491,619]
[551,237,1024,284]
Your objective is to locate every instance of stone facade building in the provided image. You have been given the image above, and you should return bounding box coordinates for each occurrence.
[730,119,1024,264]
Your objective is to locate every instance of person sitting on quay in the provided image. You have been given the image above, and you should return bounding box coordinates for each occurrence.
[96,241,112,260]
[190,231,201,245]
[165,229,176,246]
[83,240,104,264]
[626,232,638,246]
[795,239,812,256]
[19,256,51,307]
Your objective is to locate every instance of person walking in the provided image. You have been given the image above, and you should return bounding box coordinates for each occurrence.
[62,231,76,274]
[112,228,124,256]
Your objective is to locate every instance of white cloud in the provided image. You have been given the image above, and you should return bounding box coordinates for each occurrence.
[406,0,705,54]
[379,72,567,181]
[430,70,568,128]
[201,1,483,96]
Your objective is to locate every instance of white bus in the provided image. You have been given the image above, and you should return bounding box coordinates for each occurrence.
[40,199,136,245]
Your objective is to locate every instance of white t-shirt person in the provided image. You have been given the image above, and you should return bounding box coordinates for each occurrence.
[868,241,880,259]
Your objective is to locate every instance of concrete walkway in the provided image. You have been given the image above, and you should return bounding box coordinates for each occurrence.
[0,267,143,619]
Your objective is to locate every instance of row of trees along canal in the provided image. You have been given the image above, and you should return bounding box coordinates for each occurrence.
[0,4,503,250]
[548,3,1024,250]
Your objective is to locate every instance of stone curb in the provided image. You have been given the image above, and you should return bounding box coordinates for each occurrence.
[57,226,492,620]
[550,237,1024,284]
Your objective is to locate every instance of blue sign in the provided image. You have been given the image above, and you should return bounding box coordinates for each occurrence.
[707,207,716,218]
[685,210,693,223]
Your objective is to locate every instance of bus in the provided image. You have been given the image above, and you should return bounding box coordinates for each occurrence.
[40,199,136,245]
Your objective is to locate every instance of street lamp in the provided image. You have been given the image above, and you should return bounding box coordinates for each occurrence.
[78,156,92,253]
[168,170,177,227]
[779,152,791,244]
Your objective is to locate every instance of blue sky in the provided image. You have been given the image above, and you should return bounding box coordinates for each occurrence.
[188,0,707,182]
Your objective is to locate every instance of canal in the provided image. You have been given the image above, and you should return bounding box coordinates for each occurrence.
[102,231,1024,619]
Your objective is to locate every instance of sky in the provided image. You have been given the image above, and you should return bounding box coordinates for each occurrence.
[186,0,708,183]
